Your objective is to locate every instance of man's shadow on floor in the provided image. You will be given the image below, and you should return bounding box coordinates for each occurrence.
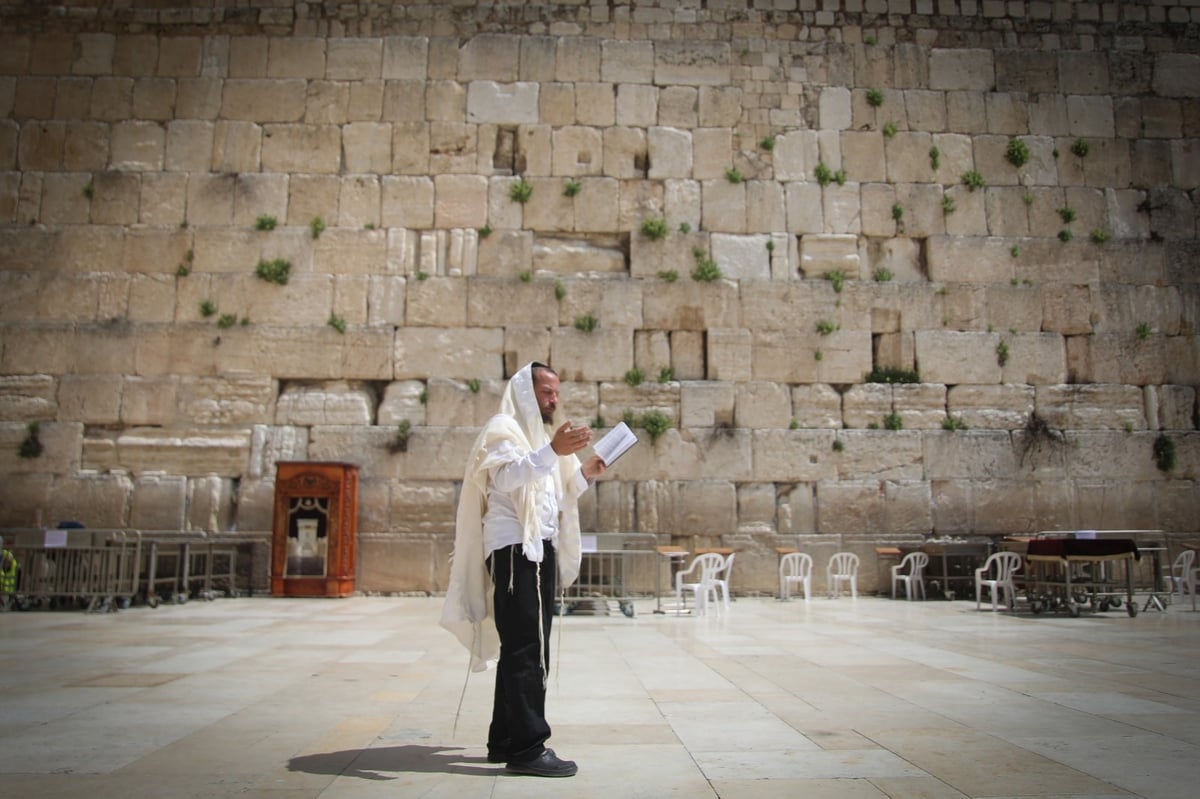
[287,745,498,780]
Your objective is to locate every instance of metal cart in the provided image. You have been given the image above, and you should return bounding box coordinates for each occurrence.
[1023,537,1140,618]
[560,533,658,617]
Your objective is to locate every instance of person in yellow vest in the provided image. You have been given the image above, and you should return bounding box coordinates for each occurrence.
[1,535,19,605]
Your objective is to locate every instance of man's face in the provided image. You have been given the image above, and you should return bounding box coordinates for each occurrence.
[533,369,560,424]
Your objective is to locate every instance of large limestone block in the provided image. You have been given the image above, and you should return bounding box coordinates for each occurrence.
[785,181,823,235]
[532,236,625,274]
[1040,284,1095,336]
[43,472,132,529]
[467,81,538,124]
[745,182,785,235]
[247,424,308,481]
[215,325,394,381]
[267,38,325,79]
[634,330,669,376]
[947,384,1035,430]
[654,41,730,86]
[129,474,187,532]
[220,79,306,122]
[557,277,643,329]
[735,381,791,429]
[790,383,842,429]
[774,130,819,182]
[0,375,57,422]
[1069,431,1168,481]
[601,40,653,84]
[741,280,847,331]
[694,128,733,179]
[603,126,648,179]
[110,120,164,171]
[0,420,81,476]
[1154,53,1200,98]
[818,86,852,131]
[459,34,519,81]
[702,179,746,233]
[307,425,407,481]
[680,381,735,427]
[647,126,692,179]
[799,233,859,279]
[629,227,702,279]
[711,233,770,280]
[377,380,427,427]
[814,480,887,534]
[175,375,276,426]
[261,123,340,173]
[637,479,738,536]
[434,174,487,228]
[97,427,253,477]
[394,327,503,380]
[405,276,466,327]
[1067,95,1115,138]
[885,132,934,184]
[598,381,678,426]
[476,230,532,277]
[925,236,1017,283]
[893,383,949,430]
[923,429,1019,481]
[381,176,434,229]
[616,84,657,128]
[1073,333,1166,386]
[392,121,430,174]
[842,383,893,429]
[915,331,1004,384]
[707,328,751,382]
[1164,336,1200,386]
[571,178,620,233]
[388,481,457,535]
[894,183,946,238]
[1035,384,1147,431]
[752,329,872,384]
[1000,332,1067,385]
[929,49,994,91]
[275,380,374,426]
[519,177,573,231]
[467,277,557,327]
[326,38,381,80]
[120,375,179,426]
[841,130,886,183]
[905,89,948,132]
[552,126,604,177]
[424,377,503,426]
[575,82,615,127]
[550,328,633,382]
[402,426,480,481]
[642,280,739,331]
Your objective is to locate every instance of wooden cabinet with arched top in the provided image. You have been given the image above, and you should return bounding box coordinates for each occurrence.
[271,462,359,597]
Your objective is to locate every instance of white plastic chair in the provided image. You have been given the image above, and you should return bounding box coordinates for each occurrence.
[1165,550,1196,610]
[711,552,735,611]
[826,552,859,598]
[779,552,813,601]
[674,552,725,615]
[975,551,1022,611]
[891,551,929,601]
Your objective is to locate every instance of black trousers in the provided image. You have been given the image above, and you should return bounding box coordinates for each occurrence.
[487,542,557,763]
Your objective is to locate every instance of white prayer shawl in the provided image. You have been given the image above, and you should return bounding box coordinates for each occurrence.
[439,363,584,672]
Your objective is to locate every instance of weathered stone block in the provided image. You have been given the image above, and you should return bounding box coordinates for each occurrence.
[377,380,428,427]
[680,381,735,427]
[327,38,382,80]
[275,380,372,426]
[1035,384,1146,431]
[261,123,340,173]
[434,174,488,228]
[394,327,503,380]
[382,37,428,80]
[926,236,1016,283]
[654,41,730,86]
[221,79,306,122]
[642,280,739,331]
[467,81,538,124]
[425,377,503,426]
[916,330,1004,384]
[533,236,624,274]
[735,381,791,429]
[711,234,770,280]
[557,278,643,330]
[550,328,633,382]
[946,384,1035,430]
[0,374,57,422]
[129,473,187,532]
[647,126,691,179]
[930,49,994,91]
[798,233,859,279]
[774,129,819,182]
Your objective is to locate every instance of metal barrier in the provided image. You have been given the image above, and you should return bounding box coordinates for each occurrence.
[560,533,659,617]
[1,528,142,613]
[140,534,240,607]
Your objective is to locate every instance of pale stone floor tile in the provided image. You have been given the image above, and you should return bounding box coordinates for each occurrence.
[713,776,894,799]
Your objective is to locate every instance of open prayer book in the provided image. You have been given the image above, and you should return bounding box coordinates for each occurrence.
[592,421,638,466]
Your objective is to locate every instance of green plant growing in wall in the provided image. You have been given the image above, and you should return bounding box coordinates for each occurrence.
[639,409,673,444]
[18,421,43,459]
[882,121,897,138]
[825,269,845,292]
[327,314,346,334]
[759,135,776,151]
[942,415,969,431]
[415,270,429,280]
[678,222,691,234]
[255,214,277,231]
[1058,229,1073,242]
[814,161,834,186]
[765,239,775,252]
[419,389,428,405]
[883,412,903,430]
[82,178,94,199]
[1090,229,1111,244]
[691,251,721,282]
[309,216,326,239]
[996,340,1010,366]
[256,258,291,285]
[574,313,598,332]
[1136,322,1152,339]
[1010,244,1020,258]
[509,178,533,203]
[789,418,799,430]
[962,170,986,191]
[891,202,904,223]
[478,224,492,238]
[814,349,823,361]
[1058,207,1076,224]
[217,313,237,329]
[624,367,645,387]
[929,146,940,171]
[942,195,956,214]
[865,366,919,384]
[177,248,194,277]
[873,267,893,282]
[467,378,481,393]
[564,179,582,197]
[390,420,412,453]
[519,270,532,282]
[1071,138,1090,158]
[866,88,884,107]
[657,269,678,282]
[640,217,669,241]
[658,367,674,383]
[832,438,845,452]
[199,299,217,317]
[554,280,566,300]
[815,319,839,336]
[724,166,744,183]
[1023,192,1034,206]
[1005,137,1030,168]
[1153,433,1176,472]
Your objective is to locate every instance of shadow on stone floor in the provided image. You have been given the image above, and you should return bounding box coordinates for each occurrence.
[287,745,496,780]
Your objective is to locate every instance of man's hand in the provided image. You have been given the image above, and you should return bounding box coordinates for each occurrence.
[550,420,593,456]
[581,454,607,482]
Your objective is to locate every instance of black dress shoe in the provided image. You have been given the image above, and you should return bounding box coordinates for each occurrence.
[505,748,577,777]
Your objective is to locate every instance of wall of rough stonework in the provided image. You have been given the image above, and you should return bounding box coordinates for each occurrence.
[0,0,1197,596]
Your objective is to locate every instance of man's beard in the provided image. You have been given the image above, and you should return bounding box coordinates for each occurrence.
[541,410,553,424]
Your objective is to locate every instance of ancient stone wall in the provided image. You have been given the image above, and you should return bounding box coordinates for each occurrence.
[0,1,1197,595]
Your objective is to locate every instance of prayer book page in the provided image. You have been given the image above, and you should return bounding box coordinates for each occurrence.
[593,422,638,466]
